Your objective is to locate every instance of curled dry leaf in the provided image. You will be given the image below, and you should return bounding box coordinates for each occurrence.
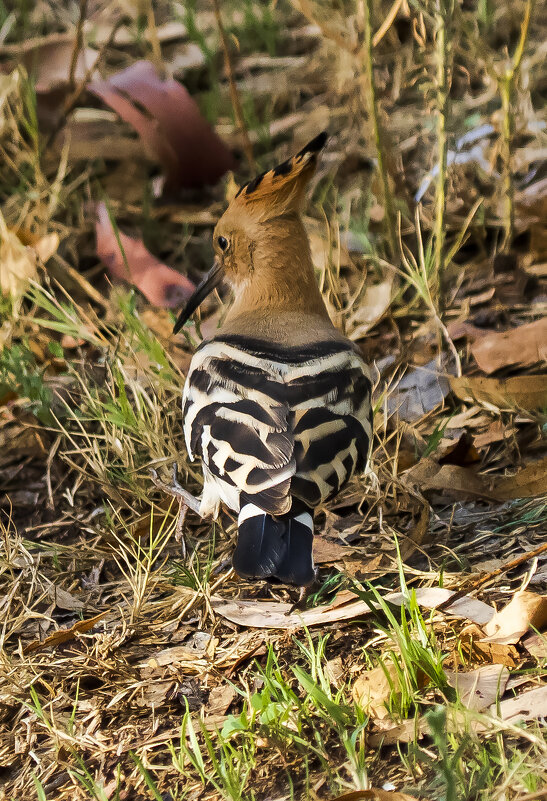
[88,60,235,193]
[445,665,509,711]
[496,684,547,724]
[450,374,547,412]
[470,318,547,374]
[23,611,107,655]
[482,591,547,645]
[95,202,194,308]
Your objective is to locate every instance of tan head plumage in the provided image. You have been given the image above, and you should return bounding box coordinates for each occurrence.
[230,131,328,222]
[173,133,329,334]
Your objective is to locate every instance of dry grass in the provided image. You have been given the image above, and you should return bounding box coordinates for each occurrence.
[1,0,546,799]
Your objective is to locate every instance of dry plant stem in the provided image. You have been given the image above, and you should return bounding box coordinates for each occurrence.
[69,0,88,90]
[498,0,534,250]
[212,0,255,171]
[433,0,450,313]
[436,541,547,612]
[45,19,125,152]
[360,0,397,259]
[146,0,165,78]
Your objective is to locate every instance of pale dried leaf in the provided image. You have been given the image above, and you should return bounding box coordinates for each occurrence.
[495,684,547,724]
[445,665,509,711]
[388,360,450,422]
[0,216,37,301]
[482,591,547,645]
[212,587,494,629]
[23,611,107,654]
[348,277,394,340]
[353,662,403,719]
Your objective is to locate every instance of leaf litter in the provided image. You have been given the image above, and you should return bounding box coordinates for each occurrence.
[1,1,546,799]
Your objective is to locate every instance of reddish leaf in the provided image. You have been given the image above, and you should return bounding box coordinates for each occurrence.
[88,60,235,193]
[95,202,194,308]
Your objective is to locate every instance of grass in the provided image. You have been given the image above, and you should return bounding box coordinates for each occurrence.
[0,0,546,799]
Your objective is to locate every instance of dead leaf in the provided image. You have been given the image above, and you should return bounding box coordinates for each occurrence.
[450,374,547,412]
[496,684,547,724]
[521,631,547,661]
[95,202,194,308]
[5,32,98,92]
[353,662,412,719]
[348,276,394,340]
[329,791,422,801]
[88,60,235,193]
[0,215,37,301]
[473,419,515,449]
[482,591,547,645]
[471,319,547,374]
[47,584,84,611]
[211,586,494,630]
[445,665,509,711]
[403,456,547,502]
[495,457,547,501]
[23,611,107,655]
[459,624,521,667]
[206,683,237,716]
[312,537,350,564]
[388,360,450,422]
[400,500,431,560]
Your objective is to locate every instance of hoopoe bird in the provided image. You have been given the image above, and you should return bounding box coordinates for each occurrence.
[173,133,372,586]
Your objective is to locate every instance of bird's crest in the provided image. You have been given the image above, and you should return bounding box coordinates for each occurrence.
[231,131,327,220]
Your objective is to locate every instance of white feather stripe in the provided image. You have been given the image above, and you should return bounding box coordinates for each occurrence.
[238,503,264,524]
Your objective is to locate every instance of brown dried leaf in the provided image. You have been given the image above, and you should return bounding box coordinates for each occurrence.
[445,665,509,711]
[206,683,237,716]
[353,662,405,720]
[23,611,107,655]
[482,591,547,645]
[312,537,350,564]
[95,202,194,308]
[88,60,235,192]
[471,318,547,374]
[495,457,547,501]
[459,624,521,667]
[450,374,547,412]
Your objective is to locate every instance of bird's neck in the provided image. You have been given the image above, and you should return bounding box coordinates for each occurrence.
[225,215,330,324]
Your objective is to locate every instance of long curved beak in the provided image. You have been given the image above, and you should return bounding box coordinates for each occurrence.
[173,258,224,334]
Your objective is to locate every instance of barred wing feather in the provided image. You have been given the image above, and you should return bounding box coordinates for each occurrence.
[182,336,372,518]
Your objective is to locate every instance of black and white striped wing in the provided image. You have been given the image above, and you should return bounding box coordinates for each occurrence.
[288,351,373,507]
[182,341,296,517]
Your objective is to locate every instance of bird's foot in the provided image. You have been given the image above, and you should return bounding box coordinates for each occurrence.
[285,569,320,615]
[149,464,201,559]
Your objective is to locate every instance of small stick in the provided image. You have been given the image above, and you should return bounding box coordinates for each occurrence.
[436,541,547,613]
[212,0,255,171]
[69,0,89,90]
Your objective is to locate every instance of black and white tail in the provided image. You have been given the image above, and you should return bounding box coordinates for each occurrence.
[233,502,315,586]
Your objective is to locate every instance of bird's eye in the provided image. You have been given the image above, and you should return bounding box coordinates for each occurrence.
[217,235,229,252]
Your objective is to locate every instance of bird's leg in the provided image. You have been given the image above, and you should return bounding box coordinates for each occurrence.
[149,464,202,558]
[285,569,319,615]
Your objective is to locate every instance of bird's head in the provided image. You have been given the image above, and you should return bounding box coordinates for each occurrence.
[173,132,327,333]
